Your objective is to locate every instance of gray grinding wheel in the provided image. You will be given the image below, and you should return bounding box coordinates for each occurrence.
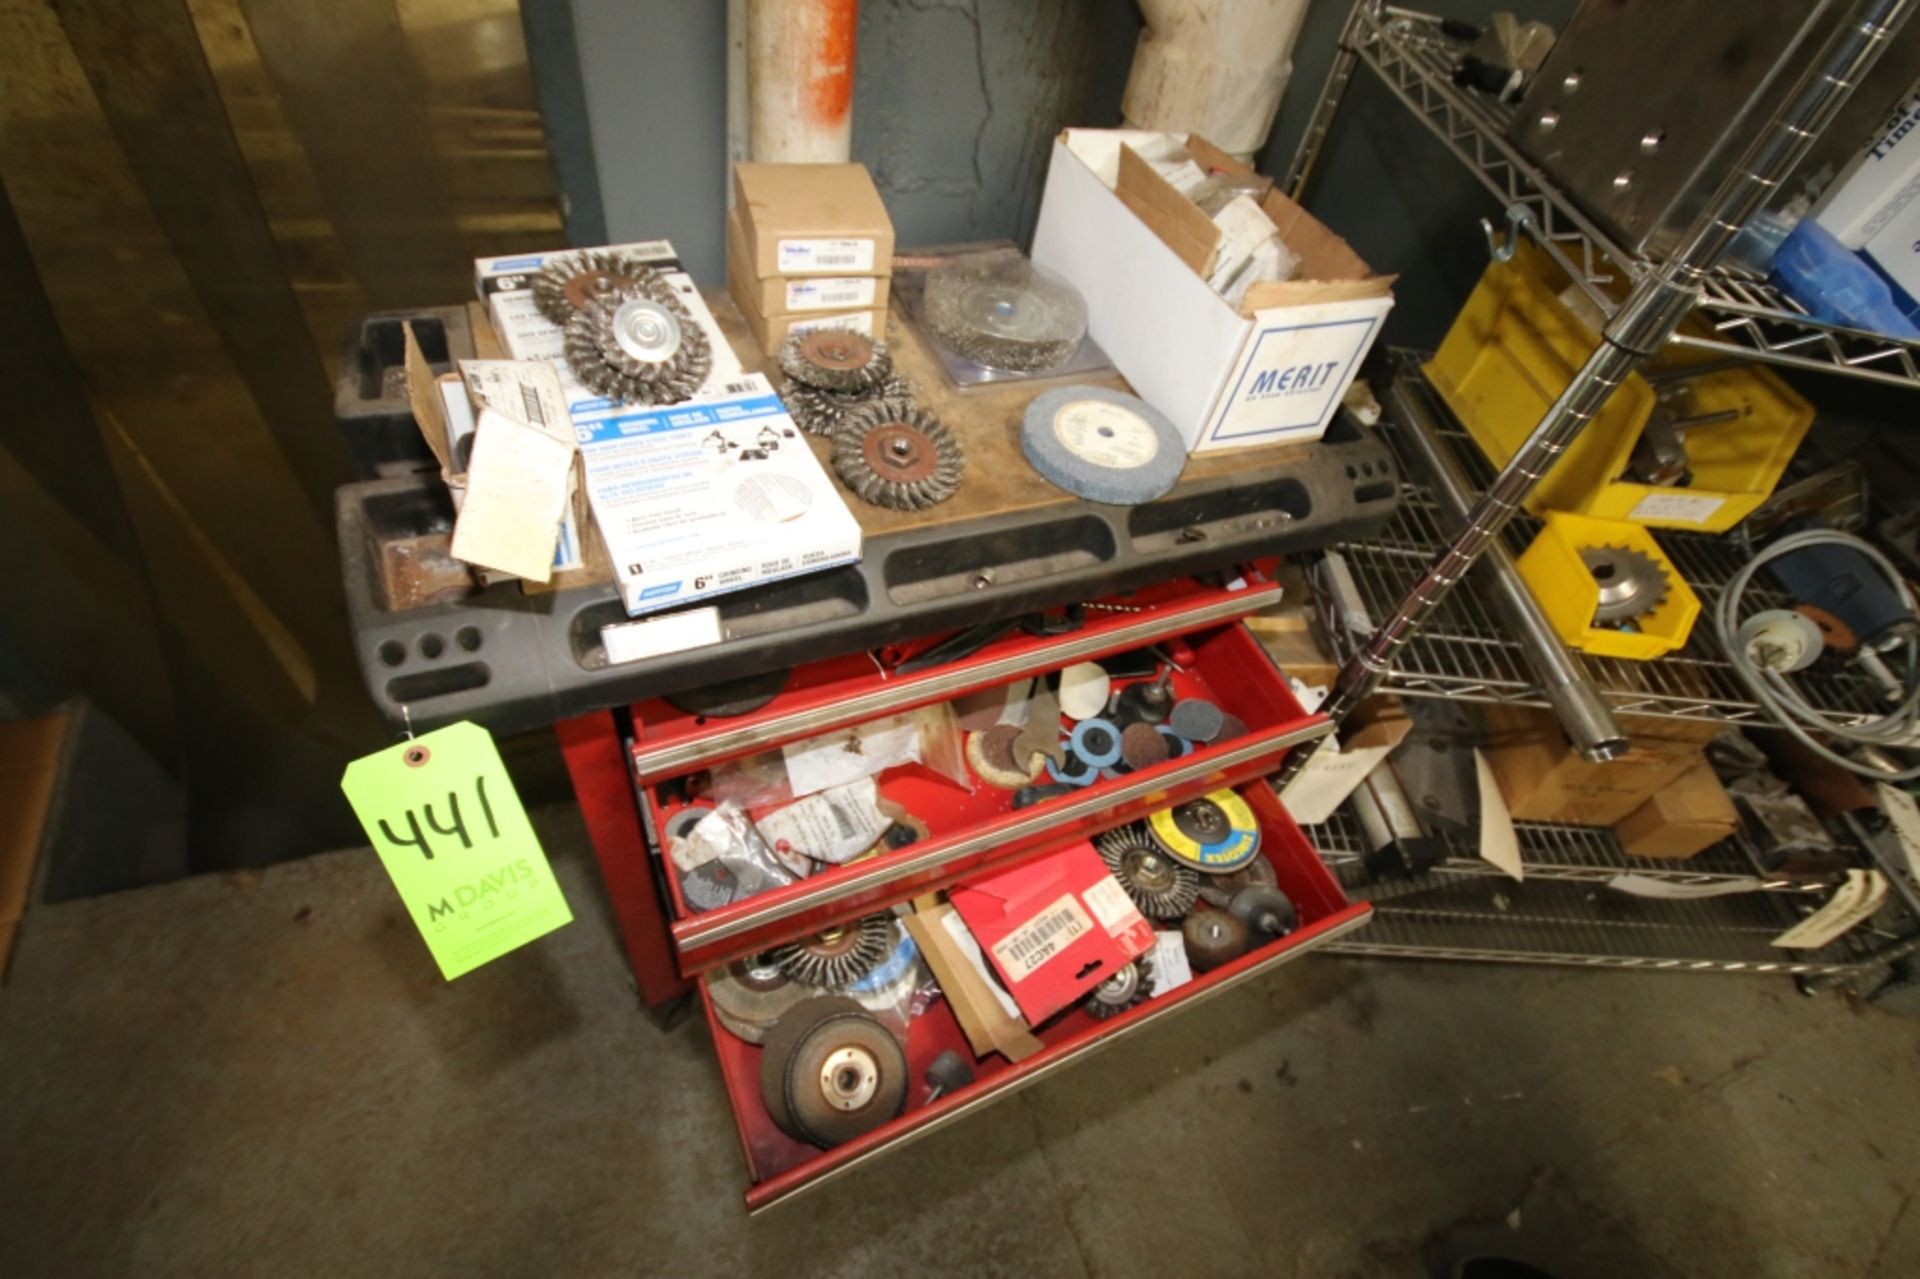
[1021,386,1185,506]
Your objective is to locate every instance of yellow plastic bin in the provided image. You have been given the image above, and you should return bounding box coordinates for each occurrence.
[1425,242,1812,533]
[1515,512,1700,660]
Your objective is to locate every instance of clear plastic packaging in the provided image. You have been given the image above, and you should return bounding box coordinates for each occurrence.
[668,801,797,912]
[844,918,940,1039]
[707,703,969,811]
[922,250,1089,372]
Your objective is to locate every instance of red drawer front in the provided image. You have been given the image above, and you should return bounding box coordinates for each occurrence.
[645,620,1328,975]
[698,779,1369,1213]
[628,569,1283,782]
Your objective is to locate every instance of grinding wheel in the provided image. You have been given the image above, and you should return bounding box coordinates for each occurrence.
[1021,386,1185,505]
[761,998,909,1148]
[758,996,864,1141]
[708,953,811,1045]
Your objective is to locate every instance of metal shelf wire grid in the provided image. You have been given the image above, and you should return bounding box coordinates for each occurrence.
[1327,361,1888,727]
[1345,6,1920,389]
[1308,807,1833,895]
[1308,812,1879,974]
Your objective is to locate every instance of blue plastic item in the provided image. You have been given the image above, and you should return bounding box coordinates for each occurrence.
[1769,220,1920,340]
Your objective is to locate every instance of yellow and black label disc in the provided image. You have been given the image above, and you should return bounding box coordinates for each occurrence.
[1147,789,1261,872]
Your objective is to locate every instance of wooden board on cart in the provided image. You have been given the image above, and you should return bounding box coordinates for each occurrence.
[531,286,1324,592]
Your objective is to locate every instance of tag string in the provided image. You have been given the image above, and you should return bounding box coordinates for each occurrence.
[401,701,415,741]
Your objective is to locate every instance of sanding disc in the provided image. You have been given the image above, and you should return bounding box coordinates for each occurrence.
[1147,789,1262,872]
[1021,386,1185,506]
[1169,698,1225,744]
[1058,662,1111,721]
[967,725,1043,789]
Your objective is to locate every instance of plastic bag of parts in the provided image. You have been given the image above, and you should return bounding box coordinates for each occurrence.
[843,918,941,1040]
[667,801,798,913]
[705,703,969,811]
[757,776,900,866]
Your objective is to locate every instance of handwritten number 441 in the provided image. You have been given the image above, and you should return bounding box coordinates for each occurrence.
[378,775,501,860]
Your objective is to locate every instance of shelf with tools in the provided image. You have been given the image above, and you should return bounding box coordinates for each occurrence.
[1306,811,1881,974]
[1306,807,1832,895]
[1320,358,1889,727]
[1299,4,1920,389]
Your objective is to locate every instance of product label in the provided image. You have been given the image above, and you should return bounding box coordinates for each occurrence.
[777,237,876,273]
[1083,875,1144,936]
[1051,399,1160,469]
[790,311,876,339]
[991,893,1093,982]
[601,607,723,665]
[339,723,572,980]
[756,777,892,865]
[1629,491,1725,525]
[1146,930,1194,997]
[785,277,878,312]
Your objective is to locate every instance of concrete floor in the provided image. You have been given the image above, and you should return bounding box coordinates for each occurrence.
[3,805,1917,1279]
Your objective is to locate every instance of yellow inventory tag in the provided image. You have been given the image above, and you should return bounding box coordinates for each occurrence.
[340,722,572,980]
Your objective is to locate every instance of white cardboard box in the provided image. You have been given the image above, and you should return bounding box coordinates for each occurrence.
[572,374,862,616]
[1813,78,1920,250]
[1031,130,1393,454]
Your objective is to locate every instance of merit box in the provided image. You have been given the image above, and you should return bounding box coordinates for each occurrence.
[1032,129,1394,454]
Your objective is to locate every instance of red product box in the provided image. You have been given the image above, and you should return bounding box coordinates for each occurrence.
[947,841,1155,1024]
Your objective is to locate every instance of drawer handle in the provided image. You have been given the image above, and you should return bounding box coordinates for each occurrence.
[632,591,1274,779]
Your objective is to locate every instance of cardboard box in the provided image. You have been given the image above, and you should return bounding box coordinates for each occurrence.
[1031,129,1394,454]
[1483,706,1720,827]
[572,373,863,616]
[0,713,68,980]
[948,842,1154,1025]
[727,208,889,318]
[1813,75,1920,249]
[902,896,1044,1063]
[733,162,894,277]
[1611,761,1739,860]
[734,272,885,353]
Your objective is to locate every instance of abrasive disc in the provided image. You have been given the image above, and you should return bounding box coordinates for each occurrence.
[1021,386,1186,506]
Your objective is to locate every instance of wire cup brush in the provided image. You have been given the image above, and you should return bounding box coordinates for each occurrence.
[563,279,712,405]
[831,398,965,510]
[778,329,894,392]
[533,249,674,325]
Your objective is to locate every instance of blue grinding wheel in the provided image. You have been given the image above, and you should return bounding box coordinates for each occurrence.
[1020,386,1186,505]
[1068,718,1123,768]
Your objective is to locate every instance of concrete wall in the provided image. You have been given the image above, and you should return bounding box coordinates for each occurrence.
[563,0,1574,346]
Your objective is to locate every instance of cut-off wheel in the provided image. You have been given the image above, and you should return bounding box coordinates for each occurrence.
[1182,909,1250,972]
[1084,955,1154,1020]
[784,374,913,437]
[770,914,896,988]
[564,280,712,405]
[1097,825,1200,920]
[708,952,811,1044]
[532,250,672,325]
[778,329,893,392]
[759,996,908,1148]
[832,400,965,510]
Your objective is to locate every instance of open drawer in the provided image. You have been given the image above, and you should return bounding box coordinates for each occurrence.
[627,568,1284,782]
[698,780,1369,1213]
[641,618,1329,975]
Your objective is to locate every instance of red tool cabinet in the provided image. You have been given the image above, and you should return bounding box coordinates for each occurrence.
[559,565,1370,1211]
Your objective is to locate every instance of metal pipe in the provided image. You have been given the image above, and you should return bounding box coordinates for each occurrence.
[746,0,858,163]
[1125,0,1313,163]
[1382,372,1629,762]
[1283,0,1384,197]
[1278,0,1915,784]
